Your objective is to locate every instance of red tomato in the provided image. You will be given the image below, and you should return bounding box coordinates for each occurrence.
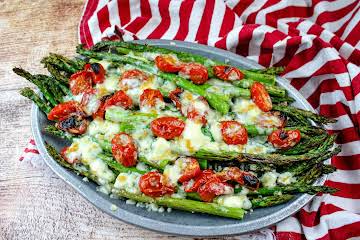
[48,101,81,121]
[198,178,234,202]
[69,70,94,95]
[220,121,248,145]
[183,169,216,193]
[150,117,185,140]
[111,133,137,167]
[120,69,148,81]
[169,87,183,111]
[84,63,106,84]
[177,157,201,183]
[139,171,175,197]
[179,63,208,84]
[268,129,301,149]
[55,113,89,135]
[60,147,74,164]
[213,66,244,81]
[251,82,272,112]
[140,89,164,108]
[92,99,107,119]
[217,167,260,190]
[104,90,133,110]
[154,55,182,73]
[186,97,209,125]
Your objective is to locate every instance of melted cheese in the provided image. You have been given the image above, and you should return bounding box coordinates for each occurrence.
[144,137,178,163]
[87,118,120,141]
[277,172,296,185]
[260,171,279,188]
[163,164,182,185]
[216,195,252,209]
[175,119,212,154]
[113,172,141,194]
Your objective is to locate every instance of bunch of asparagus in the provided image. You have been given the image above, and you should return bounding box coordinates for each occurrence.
[15,41,339,220]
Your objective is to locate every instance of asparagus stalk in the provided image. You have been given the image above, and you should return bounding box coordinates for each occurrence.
[42,53,84,74]
[232,79,286,97]
[115,189,246,219]
[14,68,58,106]
[90,41,278,85]
[20,87,52,113]
[250,194,294,208]
[272,105,336,125]
[248,184,337,197]
[43,125,73,140]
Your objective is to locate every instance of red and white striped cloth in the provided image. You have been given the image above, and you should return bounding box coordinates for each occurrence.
[21,0,360,239]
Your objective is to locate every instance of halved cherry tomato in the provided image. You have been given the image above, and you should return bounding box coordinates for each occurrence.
[186,97,209,125]
[60,146,76,164]
[183,169,216,192]
[220,121,248,145]
[213,66,244,81]
[154,55,182,73]
[84,63,106,84]
[169,87,183,111]
[104,90,133,110]
[91,95,111,119]
[140,89,164,108]
[69,70,94,95]
[111,133,137,167]
[198,178,234,202]
[120,69,148,81]
[268,129,301,149]
[55,113,89,135]
[150,117,185,140]
[176,157,201,183]
[179,63,208,84]
[80,89,101,116]
[48,101,81,121]
[217,167,260,190]
[139,171,175,197]
[251,82,272,112]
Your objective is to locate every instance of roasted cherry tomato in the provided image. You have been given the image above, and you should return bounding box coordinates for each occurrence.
[84,63,106,84]
[217,167,260,190]
[177,157,201,183]
[183,169,216,192]
[154,55,182,73]
[91,95,112,119]
[213,66,244,81]
[268,129,301,149]
[111,133,138,167]
[48,101,81,121]
[60,146,76,164]
[220,121,248,145]
[69,70,94,95]
[104,90,133,110]
[251,82,272,112]
[198,178,234,202]
[120,69,148,81]
[55,113,89,135]
[140,89,164,108]
[139,171,175,197]
[179,63,208,84]
[150,117,185,140]
[186,97,209,125]
[79,89,101,116]
[169,87,183,111]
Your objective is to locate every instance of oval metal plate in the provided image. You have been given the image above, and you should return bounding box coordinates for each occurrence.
[31,40,326,236]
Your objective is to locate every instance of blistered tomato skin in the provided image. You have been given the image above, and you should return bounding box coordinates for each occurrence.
[154,55,182,73]
[111,133,138,167]
[213,66,244,81]
[48,101,81,121]
[183,169,216,193]
[177,157,201,183]
[217,167,260,190]
[251,82,272,112]
[69,70,94,95]
[268,129,301,149]
[56,113,89,135]
[198,178,233,202]
[139,171,175,197]
[179,63,208,85]
[169,87,183,111]
[140,89,164,108]
[104,90,133,110]
[220,121,248,145]
[120,69,148,81]
[84,63,106,84]
[150,117,185,140]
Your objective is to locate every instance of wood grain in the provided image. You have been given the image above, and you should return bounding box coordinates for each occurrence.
[0,1,243,239]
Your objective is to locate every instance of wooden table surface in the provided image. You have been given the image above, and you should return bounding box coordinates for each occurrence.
[0,1,243,239]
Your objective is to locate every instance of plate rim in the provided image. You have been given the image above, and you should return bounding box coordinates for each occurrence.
[31,39,326,236]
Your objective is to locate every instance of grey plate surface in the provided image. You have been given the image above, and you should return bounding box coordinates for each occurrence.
[31,40,326,236]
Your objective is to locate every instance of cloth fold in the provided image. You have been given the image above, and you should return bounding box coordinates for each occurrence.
[22,0,360,239]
